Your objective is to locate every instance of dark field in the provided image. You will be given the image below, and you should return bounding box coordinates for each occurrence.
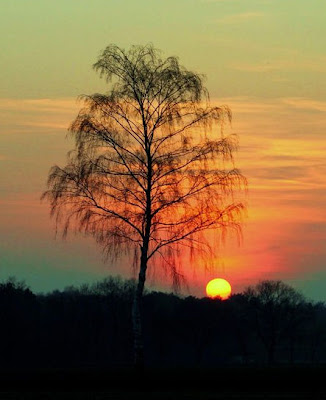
[0,366,325,399]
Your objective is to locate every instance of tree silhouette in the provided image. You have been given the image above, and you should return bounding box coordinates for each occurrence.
[243,280,306,364]
[42,44,246,367]
[1,276,325,369]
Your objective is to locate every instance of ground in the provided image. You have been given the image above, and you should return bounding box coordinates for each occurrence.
[0,366,325,399]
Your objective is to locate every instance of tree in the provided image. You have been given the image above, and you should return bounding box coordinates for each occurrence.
[42,44,246,367]
[243,280,306,364]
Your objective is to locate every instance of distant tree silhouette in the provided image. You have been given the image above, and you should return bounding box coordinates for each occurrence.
[36,276,134,368]
[243,280,306,364]
[227,293,254,364]
[42,44,246,367]
[0,276,325,368]
[304,302,326,364]
[0,277,38,366]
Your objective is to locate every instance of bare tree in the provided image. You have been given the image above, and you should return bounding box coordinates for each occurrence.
[244,280,306,364]
[42,44,246,367]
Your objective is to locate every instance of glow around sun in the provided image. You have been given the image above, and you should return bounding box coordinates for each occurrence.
[206,278,232,300]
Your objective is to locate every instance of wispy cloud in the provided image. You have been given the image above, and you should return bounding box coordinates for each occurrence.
[213,95,326,115]
[232,57,326,73]
[202,0,271,2]
[0,98,78,114]
[0,98,79,134]
[202,0,255,3]
[282,98,326,113]
[217,12,265,24]
[232,62,283,72]
[201,0,236,2]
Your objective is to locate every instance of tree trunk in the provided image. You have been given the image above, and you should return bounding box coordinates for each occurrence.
[132,130,152,368]
[132,248,147,368]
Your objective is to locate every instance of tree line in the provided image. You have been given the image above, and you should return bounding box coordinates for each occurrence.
[0,276,324,368]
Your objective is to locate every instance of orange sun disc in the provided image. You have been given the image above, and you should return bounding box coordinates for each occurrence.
[206,278,231,300]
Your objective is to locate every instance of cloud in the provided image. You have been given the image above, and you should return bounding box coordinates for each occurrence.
[0,98,78,114]
[217,12,265,24]
[232,62,283,72]
[252,165,309,181]
[212,96,281,113]
[211,96,326,139]
[202,0,269,3]
[232,58,326,73]
[261,154,301,161]
[201,0,237,2]
[202,0,271,2]
[282,98,326,113]
[17,121,68,130]
[0,98,79,134]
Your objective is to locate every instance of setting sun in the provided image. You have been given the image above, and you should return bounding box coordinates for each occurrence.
[206,278,232,300]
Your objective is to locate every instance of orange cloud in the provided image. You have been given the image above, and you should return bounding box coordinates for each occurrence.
[0,98,79,134]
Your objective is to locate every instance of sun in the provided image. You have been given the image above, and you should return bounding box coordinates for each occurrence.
[206,278,232,300]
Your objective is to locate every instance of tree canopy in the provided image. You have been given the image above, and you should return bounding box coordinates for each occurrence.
[43,44,245,283]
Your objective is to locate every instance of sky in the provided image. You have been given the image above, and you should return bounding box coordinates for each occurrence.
[1,0,326,300]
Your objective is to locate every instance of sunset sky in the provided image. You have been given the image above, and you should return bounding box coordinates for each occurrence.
[1,0,326,300]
